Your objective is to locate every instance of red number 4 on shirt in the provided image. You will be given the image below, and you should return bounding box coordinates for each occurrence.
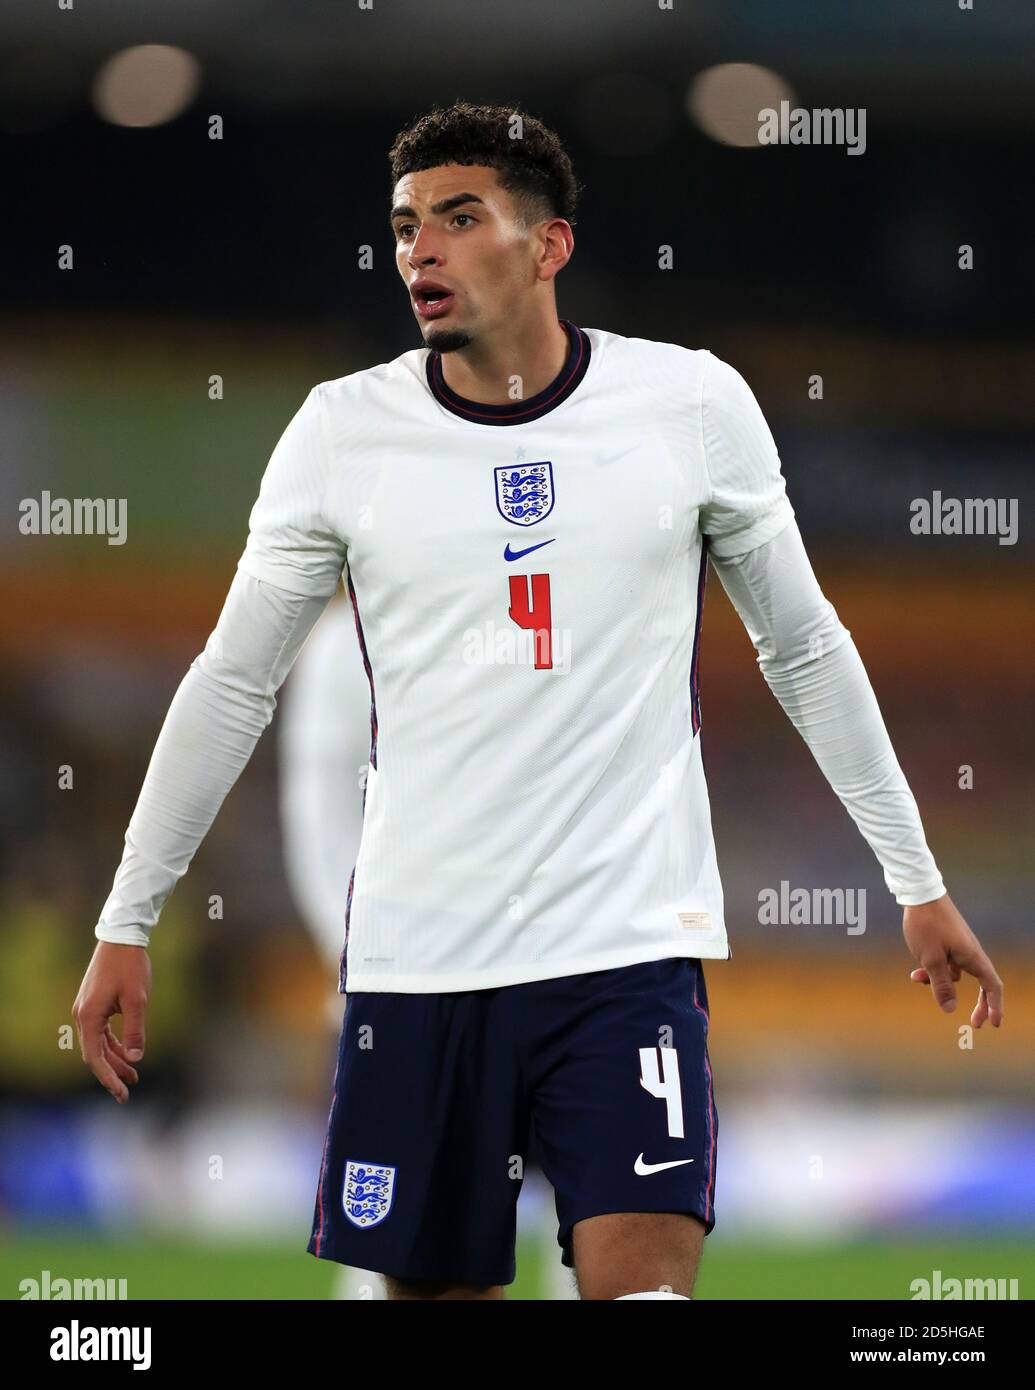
[508,573,552,670]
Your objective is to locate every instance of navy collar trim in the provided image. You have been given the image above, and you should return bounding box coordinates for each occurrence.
[425,319,591,426]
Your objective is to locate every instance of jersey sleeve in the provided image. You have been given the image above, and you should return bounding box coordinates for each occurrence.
[698,352,795,559]
[709,520,947,906]
[94,572,335,947]
[237,385,347,599]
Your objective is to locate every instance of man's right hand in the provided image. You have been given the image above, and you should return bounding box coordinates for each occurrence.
[73,942,152,1103]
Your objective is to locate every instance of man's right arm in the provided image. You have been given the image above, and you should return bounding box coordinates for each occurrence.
[97,380,347,945]
[78,383,348,1100]
[94,572,336,946]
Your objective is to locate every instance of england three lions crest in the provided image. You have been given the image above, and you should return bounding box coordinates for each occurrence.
[494,462,555,527]
[343,1160,396,1229]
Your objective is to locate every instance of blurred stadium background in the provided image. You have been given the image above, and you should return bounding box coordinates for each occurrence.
[2,1,1033,1299]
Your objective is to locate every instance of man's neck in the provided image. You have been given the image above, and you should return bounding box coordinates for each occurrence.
[438,315,569,406]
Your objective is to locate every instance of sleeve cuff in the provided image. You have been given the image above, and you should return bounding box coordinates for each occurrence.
[95,924,151,948]
[893,880,947,907]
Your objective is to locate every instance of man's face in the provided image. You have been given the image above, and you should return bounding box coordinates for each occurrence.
[390,163,534,352]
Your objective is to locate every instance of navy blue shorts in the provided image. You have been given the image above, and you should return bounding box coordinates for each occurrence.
[307,956,718,1287]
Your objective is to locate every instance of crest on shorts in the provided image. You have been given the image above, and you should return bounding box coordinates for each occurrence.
[494,461,554,527]
[343,1160,396,1229]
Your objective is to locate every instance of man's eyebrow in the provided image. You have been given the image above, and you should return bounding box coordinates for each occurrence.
[389,192,486,224]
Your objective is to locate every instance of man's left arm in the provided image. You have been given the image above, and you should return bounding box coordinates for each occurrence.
[696,351,1003,1028]
[709,521,1002,1027]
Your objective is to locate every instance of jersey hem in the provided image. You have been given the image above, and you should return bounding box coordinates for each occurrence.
[342,938,730,994]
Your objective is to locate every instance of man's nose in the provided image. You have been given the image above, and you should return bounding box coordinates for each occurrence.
[407,225,443,265]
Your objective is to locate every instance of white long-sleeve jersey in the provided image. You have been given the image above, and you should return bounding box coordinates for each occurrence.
[95,323,945,991]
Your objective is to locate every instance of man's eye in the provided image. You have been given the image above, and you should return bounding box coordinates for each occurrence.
[453,213,474,227]
[397,223,416,238]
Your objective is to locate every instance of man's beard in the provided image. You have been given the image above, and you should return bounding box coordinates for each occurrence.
[423,326,473,353]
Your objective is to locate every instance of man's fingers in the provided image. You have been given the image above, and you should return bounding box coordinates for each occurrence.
[78,1011,129,1103]
[104,1023,134,1061]
[76,1006,107,1067]
[971,987,990,1029]
[968,970,1004,1028]
[120,996,147,1062]
[920,959,957,1012]
[94,1055,130,1103]
[911,962,1003,1028]
[985,984,1004,1028]
[947,945,1004,1028]
[103,1035,139,1087]
[915,963,962,983]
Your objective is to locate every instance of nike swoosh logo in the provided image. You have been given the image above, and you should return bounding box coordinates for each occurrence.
[634,1153,696,1176]
[504,539,555,562]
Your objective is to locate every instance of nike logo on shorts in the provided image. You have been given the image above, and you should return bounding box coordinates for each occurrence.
[634,1153,695,1176]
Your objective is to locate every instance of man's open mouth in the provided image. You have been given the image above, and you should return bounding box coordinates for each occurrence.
[412,282,456,319]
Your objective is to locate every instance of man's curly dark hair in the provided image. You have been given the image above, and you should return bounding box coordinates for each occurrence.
[389,100,582,228]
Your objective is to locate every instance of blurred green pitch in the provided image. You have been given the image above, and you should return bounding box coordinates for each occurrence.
[4,1235,1033,1300]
